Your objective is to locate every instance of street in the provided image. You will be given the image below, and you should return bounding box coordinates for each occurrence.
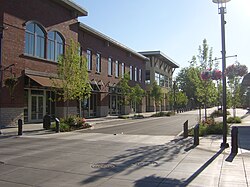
[82,112,199,136]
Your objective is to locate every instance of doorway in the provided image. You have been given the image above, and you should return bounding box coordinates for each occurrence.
[31,95,44,121]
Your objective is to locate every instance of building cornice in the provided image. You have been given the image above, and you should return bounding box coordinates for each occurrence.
[52,0,88,17]
[139,51,179,68]
[79,22,149,61]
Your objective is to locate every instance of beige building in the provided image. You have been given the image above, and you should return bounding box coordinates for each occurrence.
[139,51,179,112]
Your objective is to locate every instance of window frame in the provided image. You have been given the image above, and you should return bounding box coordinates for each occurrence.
[96,53,101,73]
[121,63,125,78]
[130,65,133,80]
[108,57,113,76]
[87,49,92,71]
[47,31,64,62]
[25,21,46,59]
[115,60,119,78]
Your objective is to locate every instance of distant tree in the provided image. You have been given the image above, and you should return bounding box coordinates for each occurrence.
[226,62,248,117]
[54,40,91,118]
[129,84,145,113]
[175,91,188,110]
[150,81,163,113]
[177,39,218,121]
[118,73,131,105]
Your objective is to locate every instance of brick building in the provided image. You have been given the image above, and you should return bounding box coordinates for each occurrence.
[0,0,148,127]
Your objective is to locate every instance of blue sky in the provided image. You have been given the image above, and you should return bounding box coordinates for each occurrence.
[73,0,250,76]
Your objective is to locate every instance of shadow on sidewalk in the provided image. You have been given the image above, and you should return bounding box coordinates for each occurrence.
[134,148,225,186]
[80,137,193,185]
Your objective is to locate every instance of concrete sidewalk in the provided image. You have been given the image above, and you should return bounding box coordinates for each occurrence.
[0,112,249,186]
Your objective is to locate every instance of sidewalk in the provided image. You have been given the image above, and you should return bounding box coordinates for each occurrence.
[0,111,249,186]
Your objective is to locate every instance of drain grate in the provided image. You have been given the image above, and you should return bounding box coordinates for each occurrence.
[91,163,116,169]
[133,161,158,166]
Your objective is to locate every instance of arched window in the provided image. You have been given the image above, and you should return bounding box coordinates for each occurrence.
[25,22,45,58]
[47,31,64,62]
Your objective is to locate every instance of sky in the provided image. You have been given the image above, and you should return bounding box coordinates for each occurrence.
[73,0,250,77]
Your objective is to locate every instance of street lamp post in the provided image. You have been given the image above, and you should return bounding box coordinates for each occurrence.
[212,0,231,148]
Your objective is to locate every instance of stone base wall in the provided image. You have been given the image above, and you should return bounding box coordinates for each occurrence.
[0,108,24,127]
[97,106,109,117]
[56,107,78,119]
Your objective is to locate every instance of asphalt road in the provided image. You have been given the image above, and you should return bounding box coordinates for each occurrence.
[81,112,199,136]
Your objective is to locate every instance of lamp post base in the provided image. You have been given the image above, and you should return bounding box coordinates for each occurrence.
[220,142,229,148]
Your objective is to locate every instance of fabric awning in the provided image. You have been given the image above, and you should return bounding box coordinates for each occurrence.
[26,74,62,88]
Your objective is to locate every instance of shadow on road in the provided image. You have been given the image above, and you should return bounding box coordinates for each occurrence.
[80,137,193,185]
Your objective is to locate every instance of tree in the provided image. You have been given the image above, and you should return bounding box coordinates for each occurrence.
[226,62,248,117]
[129,84,145,113]
[150,81,163,113]
[117,73,131,105]
[175,91,188,110]
[177,39,218,120]
[54,40,91,118]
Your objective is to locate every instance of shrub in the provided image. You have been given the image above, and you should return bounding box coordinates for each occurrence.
[151,111,175,117]
[210,110,231,118]
[51,116,90,132]
[227,116,241,123]
[51,122,70,132]
[133,114,144,119]
[118,115,129,119]
[189,122,228,136]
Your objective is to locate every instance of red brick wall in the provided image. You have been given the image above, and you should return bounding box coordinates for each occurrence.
[1,0,79,108]
[78,28,146,90]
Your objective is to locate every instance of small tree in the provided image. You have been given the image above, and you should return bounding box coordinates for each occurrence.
[130,84,145,114]
[175,91,188,110]
[54,40,91,118]
[150,81,163,113]
[226,63,248,117]
[118,73,131,105]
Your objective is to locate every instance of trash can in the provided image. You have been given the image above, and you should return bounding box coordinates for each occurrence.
[43,114,51,130]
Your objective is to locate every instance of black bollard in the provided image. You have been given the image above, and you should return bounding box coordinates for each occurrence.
[183,120,188,138]
[18,119,23,136]
[194,124,199,146]
[231,126,238,154]
[55,118,60,133]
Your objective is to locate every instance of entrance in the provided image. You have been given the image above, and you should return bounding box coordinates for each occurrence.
[31,95,43,121]
[109,94,121,115]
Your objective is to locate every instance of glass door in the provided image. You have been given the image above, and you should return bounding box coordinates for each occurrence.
[31,95,43,121]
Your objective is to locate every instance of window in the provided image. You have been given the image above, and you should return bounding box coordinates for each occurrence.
[86,49,92,70]
[115,60,119,77]
[108,57,112,76]
[25,22,45,58]
[121,63,125,78]
[139,69,142,82]
[165,76,169,87]
[47,31,64,62]
[134,67,137,81]
[130,65,133,80]
[96,53,101,73]
[160,74,165,87]
[155,72,160,85]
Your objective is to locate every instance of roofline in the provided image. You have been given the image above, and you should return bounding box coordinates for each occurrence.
[139,51,179,68]
[79,22,149,61]
[52,0,88,17]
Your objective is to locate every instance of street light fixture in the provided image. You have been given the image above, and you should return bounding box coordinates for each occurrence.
[212,0,231,148]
